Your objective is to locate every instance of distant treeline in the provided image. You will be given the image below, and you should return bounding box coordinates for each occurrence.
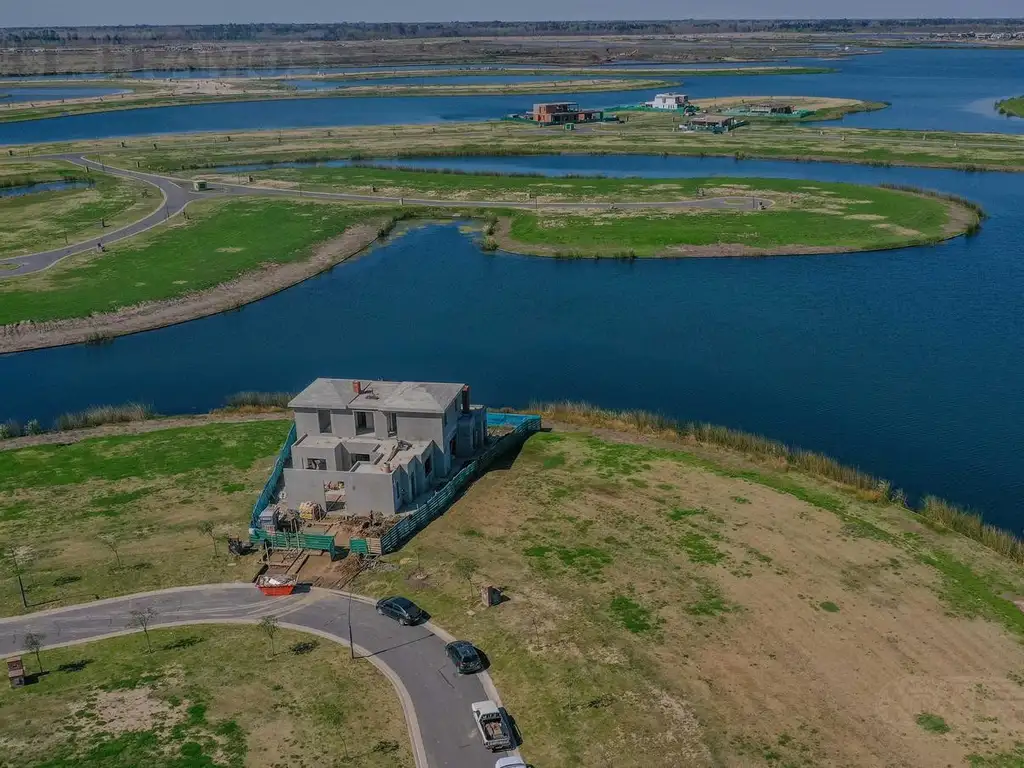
[3,18,1024,45]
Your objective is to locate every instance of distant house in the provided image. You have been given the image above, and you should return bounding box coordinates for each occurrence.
[281,378,487,517]
[531,102,604,124]
[683,115,739,132]
[646,93,690,110]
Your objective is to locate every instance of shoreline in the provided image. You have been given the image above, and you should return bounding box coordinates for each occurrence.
[0,220,384,354]
[0,188,980,354]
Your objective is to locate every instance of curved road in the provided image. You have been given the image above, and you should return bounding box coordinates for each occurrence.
[1,153,774,277]
[0,155,214,277]
[0,584,521,768]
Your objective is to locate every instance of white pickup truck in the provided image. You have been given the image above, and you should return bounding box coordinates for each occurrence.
[472,700,515,752]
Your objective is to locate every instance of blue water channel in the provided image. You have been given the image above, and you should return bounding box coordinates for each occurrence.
[0,180,92,197]
[1,154,1022,532]
[0,48,1022,144]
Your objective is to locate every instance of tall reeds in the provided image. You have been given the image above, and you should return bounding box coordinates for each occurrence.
[53,402,153,431]
[223,391,294,409]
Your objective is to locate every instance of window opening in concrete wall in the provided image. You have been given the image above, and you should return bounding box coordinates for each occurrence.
[306,457,327,470]
[317,410,331,433]
[351,453,371,464]
[387,412,398,436]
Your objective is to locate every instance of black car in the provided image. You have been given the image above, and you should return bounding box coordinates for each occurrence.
[375,596,425,626]
[445,640,484,674]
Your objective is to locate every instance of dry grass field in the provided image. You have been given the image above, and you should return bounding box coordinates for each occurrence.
[355,422,1024,768]
[3,414,1023,766]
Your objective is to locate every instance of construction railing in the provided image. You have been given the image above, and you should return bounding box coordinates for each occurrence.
[249,423,297,531]
[252,413,541,557]
[250,529,337,557]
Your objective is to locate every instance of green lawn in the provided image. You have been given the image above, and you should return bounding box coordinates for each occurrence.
[996,96,1024,118]
[0,198,393,324]
[0,625,411,768]
[0,164,159,257]
[503,184,955,256]
[202,168,964,254]
[0,419,291,615]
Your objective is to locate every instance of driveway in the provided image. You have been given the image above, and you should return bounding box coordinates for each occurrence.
[0,584,518,768]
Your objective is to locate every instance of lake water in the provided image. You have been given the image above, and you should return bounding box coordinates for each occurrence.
[0,179,91,197]
[1,153,1022,532]
[0,48,1022,144]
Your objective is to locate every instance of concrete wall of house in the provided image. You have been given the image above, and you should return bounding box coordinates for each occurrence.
[294,409,321,438]
[291,441,344,471]
[346,470,399,515]
[396,412,445,444]
[331,409,357,438]
[282,468,349,510]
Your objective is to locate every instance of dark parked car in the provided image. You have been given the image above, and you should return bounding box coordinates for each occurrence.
[375,596,425,626]
[445,640,484,674]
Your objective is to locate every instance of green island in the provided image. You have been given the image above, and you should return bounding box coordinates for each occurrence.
[995,95,1024,117]
[2,406,1024,767]
[0,173,979,329]
[71,118,1024,175]
[0,161,160,257]
[0,623,411,768]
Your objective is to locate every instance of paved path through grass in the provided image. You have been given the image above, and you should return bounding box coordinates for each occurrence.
[0,584,517,768]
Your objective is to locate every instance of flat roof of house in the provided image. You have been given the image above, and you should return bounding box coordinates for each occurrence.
[289,378,464,414]
[295,434,343,449]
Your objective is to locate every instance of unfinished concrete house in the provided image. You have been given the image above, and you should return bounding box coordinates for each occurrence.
[280,378,487,517]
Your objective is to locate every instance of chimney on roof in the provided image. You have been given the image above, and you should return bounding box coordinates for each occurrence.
[461,386,470,413]
[353,380,361,395]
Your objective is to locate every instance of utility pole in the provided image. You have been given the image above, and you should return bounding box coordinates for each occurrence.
[347,588,355,659]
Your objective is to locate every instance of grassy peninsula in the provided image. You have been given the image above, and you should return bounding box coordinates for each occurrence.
[4,409,1024,767]
[0,169,979,348]
[70,119,1024,176]
[0,161,159,257]
[0,198,394,325]
[995,96,1024,117]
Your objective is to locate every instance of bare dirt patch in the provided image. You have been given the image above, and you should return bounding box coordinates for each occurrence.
[86,687,179,736]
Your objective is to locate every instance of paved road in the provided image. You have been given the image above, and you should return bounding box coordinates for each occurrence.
[0,155,215,277]
[0,584,518,768]
[1,153,773,277]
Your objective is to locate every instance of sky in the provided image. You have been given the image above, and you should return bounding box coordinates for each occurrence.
[5,1,1023,28]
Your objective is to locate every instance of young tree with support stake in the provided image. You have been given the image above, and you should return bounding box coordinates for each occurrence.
[198,521,218,555]
[99,533,122,568]
[259,615,280,656]
[23,632,45,675]
[128,607,158,653]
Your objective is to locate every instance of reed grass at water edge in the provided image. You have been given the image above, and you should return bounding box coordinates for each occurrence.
[531,400,1024,565]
